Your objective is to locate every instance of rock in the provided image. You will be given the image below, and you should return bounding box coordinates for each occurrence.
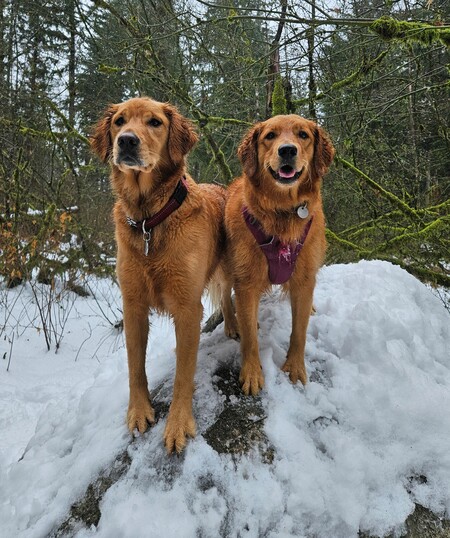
[51,396,170,537]
[404,504,450,538]
[52,451,131,537]
[204,365,274,462]
[359,504,450,538]
[50,357,450,538]
[51,362,271,536]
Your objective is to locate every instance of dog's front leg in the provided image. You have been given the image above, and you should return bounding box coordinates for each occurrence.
[122,291,155,434]
[235,285,264,396]
[164,303,202,454]
[282,276,315,385]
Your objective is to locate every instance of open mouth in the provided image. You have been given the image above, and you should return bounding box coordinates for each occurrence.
[270,165,303,184]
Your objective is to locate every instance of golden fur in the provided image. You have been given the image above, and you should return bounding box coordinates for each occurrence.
[91,97,228,453]
[224,115,335,395]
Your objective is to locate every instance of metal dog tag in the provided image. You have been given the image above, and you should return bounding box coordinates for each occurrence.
[142,220,151,256]
[297,203,309,219]
[143,233,151,256]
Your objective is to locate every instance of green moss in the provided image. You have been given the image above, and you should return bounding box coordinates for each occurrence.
[370,16,449,48]
[335,155,419,220]
[440,30,450,47]
[98,64,121,74]
[293,50,389,109]
[227,8,238,23]
[272,76,287,116]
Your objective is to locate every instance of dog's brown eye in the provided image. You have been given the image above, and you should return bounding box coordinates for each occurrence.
[265,132,276,140]
[298,131,308,139]
[148,118,162,127]
[115,117,125,126]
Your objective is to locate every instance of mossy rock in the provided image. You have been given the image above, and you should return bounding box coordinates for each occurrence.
[51,363,271,536]
[204,365,274,462]
[52,451,131,537]
[360,504,450,538]
[51,361,449,537]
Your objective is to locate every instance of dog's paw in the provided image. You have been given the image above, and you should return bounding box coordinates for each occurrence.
[239,362,264,396]
[127,398,155,434]
[224,320,239,340]
[163,407,196,454]
[282,358,308,385]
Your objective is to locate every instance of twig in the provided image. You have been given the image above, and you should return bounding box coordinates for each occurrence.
[6,332,14,372]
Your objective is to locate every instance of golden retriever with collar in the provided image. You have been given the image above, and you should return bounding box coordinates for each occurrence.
[91,97,230,453]
[224,115,335,395]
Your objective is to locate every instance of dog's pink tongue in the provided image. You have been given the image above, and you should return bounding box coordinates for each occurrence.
[279,167,296,179]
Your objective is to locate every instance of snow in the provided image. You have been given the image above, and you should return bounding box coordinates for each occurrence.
[0,260,449,538]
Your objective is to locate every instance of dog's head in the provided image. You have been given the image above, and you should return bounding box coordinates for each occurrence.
[90,97,198,174]
[238,115,334,190]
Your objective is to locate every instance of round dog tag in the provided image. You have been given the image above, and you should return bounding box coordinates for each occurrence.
[297,204,309,219]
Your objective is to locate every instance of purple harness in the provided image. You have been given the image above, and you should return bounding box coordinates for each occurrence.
[242,207,313,285]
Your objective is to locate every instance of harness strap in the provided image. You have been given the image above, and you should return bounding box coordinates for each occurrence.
[242,206,313,285]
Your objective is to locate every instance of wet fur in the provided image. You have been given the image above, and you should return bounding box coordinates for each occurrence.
[91,97,228,453]
[223,115,335,395]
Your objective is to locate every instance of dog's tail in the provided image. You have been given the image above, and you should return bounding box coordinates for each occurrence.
[204,268,238,338]
[208,271,223,312]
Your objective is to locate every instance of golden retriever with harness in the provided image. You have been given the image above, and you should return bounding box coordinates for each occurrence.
[224,115,334,395]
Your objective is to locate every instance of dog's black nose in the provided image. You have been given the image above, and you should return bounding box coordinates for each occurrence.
[278,144,297,159]
[118,132,140,152]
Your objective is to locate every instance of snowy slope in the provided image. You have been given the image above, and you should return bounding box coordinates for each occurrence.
[0,261,449,538]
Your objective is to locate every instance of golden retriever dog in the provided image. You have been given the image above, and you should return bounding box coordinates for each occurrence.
[91,97,229,453]
[224,115,335,395]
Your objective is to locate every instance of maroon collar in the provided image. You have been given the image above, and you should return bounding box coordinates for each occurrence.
[127,176,189,255]
[127,176,189,232]
[242,206,313,285]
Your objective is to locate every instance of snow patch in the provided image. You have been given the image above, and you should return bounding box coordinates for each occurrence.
[0,261,449,537]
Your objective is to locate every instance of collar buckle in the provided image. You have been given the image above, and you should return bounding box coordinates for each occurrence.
[126,216,138,228]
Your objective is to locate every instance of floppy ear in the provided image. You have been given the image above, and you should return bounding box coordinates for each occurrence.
[90,104,118,163]
[237,123,261,180]
[312,125,335,180]
[164,104,198,165]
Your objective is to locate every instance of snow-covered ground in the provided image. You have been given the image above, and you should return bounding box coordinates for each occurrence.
[1,261,449,538]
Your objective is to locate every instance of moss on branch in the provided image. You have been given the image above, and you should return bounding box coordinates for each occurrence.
[294,50,389,108]
[372,217,450,254]
[336,155,420,220]
[370,16,450,48]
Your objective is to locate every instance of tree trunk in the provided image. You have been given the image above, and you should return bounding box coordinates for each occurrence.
[266,0,287,117]
[307,0,317,121]
[407,54,420,204]
[68,0,76,132]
